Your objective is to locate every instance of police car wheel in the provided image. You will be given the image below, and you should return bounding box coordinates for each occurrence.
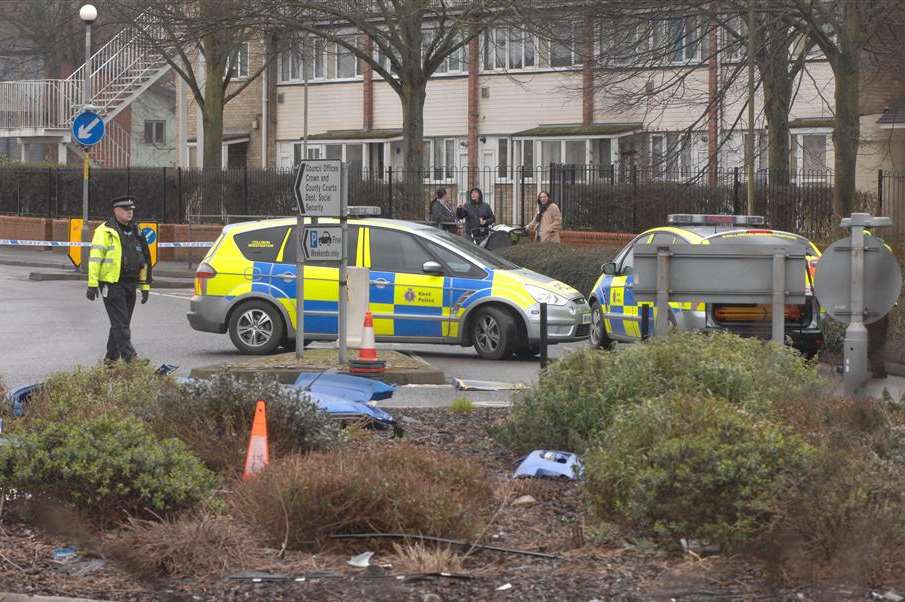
[589,302,614,350]
[229,301,284,355]
[472,306,516,360]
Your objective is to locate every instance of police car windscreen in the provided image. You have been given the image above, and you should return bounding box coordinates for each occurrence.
[430,230,519,270]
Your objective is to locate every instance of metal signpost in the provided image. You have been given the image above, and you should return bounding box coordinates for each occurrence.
[292,160,344,361]
[72,109,105,273]
[814,214,901,395]
[632,242,807,344]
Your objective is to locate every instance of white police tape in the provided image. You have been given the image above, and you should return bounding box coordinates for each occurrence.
[0,239,213,248]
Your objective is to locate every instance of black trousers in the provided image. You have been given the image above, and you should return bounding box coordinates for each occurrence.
[101,281,138,362]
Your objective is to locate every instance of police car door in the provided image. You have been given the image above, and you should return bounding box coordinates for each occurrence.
[367,227,446,341]
[279,225,359,337]
[419,238,489,341]
[607,232,677,341]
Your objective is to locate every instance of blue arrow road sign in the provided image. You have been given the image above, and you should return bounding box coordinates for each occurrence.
[141,227,157,245]
[71,110,105,146]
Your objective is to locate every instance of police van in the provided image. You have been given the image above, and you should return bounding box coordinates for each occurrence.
[188,218,591,359]
[588,214,824,355]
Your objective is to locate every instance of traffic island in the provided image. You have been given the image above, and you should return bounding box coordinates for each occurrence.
[189,348,445,385]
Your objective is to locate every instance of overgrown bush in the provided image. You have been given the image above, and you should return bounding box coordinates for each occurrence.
[497,243,622,296]
[498,331,824,453]
[231,444,494,550]
[22,366,341,475]
[151,373,342,474]
[0,413,217,522]
[106,513,258,578]
[761,396,905,582]
[584,396,818,548]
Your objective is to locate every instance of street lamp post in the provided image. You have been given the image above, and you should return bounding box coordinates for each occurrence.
[78,3,97,274]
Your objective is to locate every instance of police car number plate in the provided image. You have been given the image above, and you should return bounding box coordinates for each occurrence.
[581,312,591,324]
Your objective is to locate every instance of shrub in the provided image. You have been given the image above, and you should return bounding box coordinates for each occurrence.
[22,363,169,425]
[151,373,342,474]
[0,413,217,522]
[22,367,341,475]
[450,396,475,414]
[761,395,905,582]
[231,444,494,550]
[106,513,258,578]
[498,331,824,453]
[497,242,621,296]
[584,396,818,548]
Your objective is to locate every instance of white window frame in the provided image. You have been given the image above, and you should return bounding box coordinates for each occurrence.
[335,36,361,80]
[424,30,467,75]
[550,21,582,69]
[227,42,250,80]
[482,27,538,72]
[649,132,699,179]
[423,137,459,182]
[790,128,831,180]
[653,17,701,65]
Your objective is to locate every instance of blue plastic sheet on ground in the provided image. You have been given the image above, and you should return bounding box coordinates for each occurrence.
[292,372,395,402]
[514,450,583,479]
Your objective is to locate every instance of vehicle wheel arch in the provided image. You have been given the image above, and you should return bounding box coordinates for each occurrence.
[225,294,291,345]
[460,300,527,348]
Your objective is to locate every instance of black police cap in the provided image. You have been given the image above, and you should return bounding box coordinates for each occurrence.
[111,195,136,210]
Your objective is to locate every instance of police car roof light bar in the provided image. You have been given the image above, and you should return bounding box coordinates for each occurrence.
[667,214,765,226]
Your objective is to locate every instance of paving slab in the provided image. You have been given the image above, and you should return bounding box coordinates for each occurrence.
[189,348,445,385]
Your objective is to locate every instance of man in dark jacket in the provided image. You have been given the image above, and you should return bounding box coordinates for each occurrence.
[456,187,495,242]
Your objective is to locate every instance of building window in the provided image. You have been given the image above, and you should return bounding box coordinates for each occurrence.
[336,38,359,79]
[498,139,509,179]
[551,22,580,68]
[424,30,466,74]
[144,120,165,145]
[521,140,534,169]
[541,140,562,165]
[651,133,696,178]
[228,43,249,79]
[425,138,457,180]
[801,134,827,171]
[653,17,701,64]
[565,140,586,165]
[482,27,536,71]
[592,139,612,175]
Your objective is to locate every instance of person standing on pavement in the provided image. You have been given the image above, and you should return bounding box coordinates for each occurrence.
[86,195,152,364]
[527,190,563,243]
[429,188,457,232]
[456,187,495,242]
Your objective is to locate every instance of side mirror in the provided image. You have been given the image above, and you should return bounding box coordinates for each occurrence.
[422,260,444,275]
[602,262,618,276]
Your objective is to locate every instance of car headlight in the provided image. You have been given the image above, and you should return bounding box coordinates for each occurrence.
[525,284,568,306]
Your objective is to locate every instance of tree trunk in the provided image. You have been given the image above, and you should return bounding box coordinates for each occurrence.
[833,56,860,221]
[762,75,792,186]
[399,80,427,219]
[832,3,863,221]
[203,61,226,170]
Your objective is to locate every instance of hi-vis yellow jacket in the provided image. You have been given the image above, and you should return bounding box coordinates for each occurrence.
[87,221,152,292]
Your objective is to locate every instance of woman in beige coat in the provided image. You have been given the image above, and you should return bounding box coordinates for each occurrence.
[528,191,562,243]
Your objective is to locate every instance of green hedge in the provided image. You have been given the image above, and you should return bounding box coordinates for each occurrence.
[496,242,622,296]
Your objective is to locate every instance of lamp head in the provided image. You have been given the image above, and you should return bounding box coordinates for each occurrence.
[79,4,98,23]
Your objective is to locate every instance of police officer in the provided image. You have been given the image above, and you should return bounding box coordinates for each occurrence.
[86,195,152,363]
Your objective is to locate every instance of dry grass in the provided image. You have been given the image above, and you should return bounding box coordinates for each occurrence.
[390,542,465,573]
[105,513,260,579]
[230,444,495,551]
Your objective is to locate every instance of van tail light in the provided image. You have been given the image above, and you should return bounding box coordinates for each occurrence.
[714,304,804,322]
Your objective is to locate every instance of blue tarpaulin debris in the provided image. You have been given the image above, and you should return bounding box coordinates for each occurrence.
[514,450,582,479]
[292,372,395,402]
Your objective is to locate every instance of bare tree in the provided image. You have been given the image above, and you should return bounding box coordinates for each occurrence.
[780,0,899,219]
[110,0,278,169]
[261,0,507,177]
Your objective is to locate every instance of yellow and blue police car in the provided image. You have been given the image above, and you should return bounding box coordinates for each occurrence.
[188,218,592,359]
[588,214,824,355]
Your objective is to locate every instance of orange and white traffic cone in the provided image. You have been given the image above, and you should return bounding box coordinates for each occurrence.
[349,311,386,375]
[242,400,270,480]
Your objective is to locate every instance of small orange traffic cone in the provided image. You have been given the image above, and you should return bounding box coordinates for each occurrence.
[242,400,270,480]
[349,311,386,375]
[358,312,378,361]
